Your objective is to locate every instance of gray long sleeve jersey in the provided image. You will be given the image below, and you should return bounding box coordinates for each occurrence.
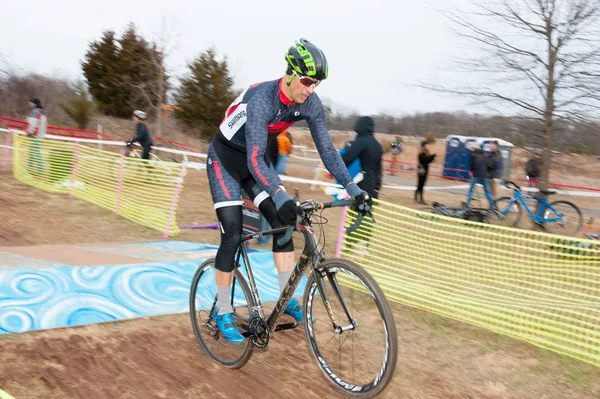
[214,78,354,197]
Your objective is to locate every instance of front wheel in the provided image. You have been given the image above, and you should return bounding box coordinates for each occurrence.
[493,197,522,228]
[303,258,398,398]
[542,200,583,236]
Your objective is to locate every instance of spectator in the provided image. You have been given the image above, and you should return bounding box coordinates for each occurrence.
[341,116,383,253]
[390,136,403,176]
[127,110,153,160]
[525,152,542,188]
[26,98,48,139]
[341,116,383,199]
[275,130,292,174]
[486,140,503,198]
[26,98,47,174]
[467,142,496,209]
[415,141,436,205]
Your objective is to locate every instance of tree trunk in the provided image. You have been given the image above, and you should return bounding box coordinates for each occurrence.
[534,18,557,229]
[155,64,165,138]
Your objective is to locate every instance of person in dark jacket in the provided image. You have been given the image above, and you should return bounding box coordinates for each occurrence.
[415,141,436,204]
[485,140,502,197]
[341,116,382,255]
[341,116,383,199]
[525,152,541,188]
[127,110,153,160]
[467,142,496,209]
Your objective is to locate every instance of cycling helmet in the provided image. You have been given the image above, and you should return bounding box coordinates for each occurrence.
[133,110,147,120]
[285,39,328,81]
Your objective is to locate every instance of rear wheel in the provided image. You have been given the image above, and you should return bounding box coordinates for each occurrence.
[303,258,398,397]
[189,258,254,369]
[542,200,583,236]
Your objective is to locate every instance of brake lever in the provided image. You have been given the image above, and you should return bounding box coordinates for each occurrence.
[276,207,304,247]
[345,207,376,234]
[277,225,294,246]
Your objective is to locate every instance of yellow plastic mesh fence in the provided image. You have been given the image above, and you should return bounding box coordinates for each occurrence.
[341,199,600,367]
[12,134,186,236]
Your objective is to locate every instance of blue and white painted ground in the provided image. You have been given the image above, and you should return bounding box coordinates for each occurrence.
[0,241,304,334]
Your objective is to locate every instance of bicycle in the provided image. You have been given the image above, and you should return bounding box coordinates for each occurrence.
[189,199,398,398]
[495,180,583,236]
[112,142,180,183]
[419,201,497,224]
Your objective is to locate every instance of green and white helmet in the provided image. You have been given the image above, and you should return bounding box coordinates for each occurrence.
[285,38,329,81]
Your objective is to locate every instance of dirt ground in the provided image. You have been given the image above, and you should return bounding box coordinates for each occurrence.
[2,165,600,398]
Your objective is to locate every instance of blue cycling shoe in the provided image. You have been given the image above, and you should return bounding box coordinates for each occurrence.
[213,312,245,344]
[284,298,306,323]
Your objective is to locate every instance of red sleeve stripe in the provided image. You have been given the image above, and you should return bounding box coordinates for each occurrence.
[251,146,270,186]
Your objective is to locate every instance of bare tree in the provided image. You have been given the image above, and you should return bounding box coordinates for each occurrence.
[124,16,182,137]
[421,0,600,192]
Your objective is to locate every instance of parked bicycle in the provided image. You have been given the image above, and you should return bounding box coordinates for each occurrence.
[418,201,499,224]
[189,199,398,398]
[495,180,583,236]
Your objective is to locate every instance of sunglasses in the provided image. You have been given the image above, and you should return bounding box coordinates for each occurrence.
[293,71,321,88]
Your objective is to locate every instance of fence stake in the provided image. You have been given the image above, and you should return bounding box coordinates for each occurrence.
[2,132,11,172]
[335,205,350,258]
[69,143,79,198]
[115,151,125,215]
[163,166,187,239]
[97,124,103,150]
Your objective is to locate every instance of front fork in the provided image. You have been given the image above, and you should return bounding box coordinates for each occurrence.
[312,262,358,334]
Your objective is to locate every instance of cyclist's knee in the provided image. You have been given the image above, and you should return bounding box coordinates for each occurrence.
[215,206,243,273]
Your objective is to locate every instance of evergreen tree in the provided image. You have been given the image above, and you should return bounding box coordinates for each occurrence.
[174,48,237,139]
[81,30,127,116]
[82,24,164,118]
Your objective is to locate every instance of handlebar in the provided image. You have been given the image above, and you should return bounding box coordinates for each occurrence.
[275,199,375,246]
[502,180,522,191]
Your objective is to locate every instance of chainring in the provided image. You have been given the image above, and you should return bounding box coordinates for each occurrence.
[248,315,270,348]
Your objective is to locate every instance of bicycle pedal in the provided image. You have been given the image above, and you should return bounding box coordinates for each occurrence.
[274,322,299,332]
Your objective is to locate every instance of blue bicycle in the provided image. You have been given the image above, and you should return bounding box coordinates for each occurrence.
[495,181,583,236]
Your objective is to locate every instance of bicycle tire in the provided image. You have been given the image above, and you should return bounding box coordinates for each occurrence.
[493,197,522,227]
[303,258,398,398]
[542,200,583,236]
[189,258,254,369]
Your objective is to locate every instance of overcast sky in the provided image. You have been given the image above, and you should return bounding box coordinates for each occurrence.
[1,0,481,115]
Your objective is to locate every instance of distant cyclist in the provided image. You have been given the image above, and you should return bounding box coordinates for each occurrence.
[127,110,153,160]
[206,39,371,343]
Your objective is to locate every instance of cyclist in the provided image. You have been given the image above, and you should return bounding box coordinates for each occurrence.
[127,110,153,160]
[206,38,371,343]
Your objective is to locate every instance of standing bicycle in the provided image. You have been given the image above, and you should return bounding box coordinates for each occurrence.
[495,180,583,235]
[190,198,398,397]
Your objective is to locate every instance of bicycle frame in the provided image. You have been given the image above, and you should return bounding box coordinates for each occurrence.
[503,190,563,224]
[233,221,355,336]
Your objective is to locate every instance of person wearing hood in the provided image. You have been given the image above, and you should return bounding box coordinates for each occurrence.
[467,142,496,209]
[26,98,48,139]
[26,98,48,175]
[341,116,383,199]
[341,116,383,255]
